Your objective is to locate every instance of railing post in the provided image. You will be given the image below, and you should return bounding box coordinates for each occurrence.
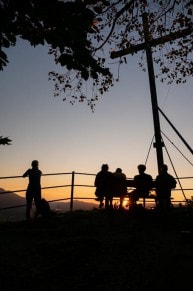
[70,171,75,211]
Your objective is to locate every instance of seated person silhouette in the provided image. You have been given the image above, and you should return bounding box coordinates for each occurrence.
[129,164,153,207]
[94,164,113,209]
[155,164,176,212]
[112,168,127,209]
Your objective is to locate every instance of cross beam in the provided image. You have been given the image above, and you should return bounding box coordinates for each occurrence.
[111,26,192,59]
[111,13,192,173]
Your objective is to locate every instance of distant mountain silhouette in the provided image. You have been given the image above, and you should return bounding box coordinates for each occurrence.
[0,188,25,208]
[0,188,98,222]
[0,188,25,222]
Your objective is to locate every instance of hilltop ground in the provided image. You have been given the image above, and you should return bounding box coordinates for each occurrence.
[0,207,193,291]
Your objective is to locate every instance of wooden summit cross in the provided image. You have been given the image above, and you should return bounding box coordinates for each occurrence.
[111,13,192,173]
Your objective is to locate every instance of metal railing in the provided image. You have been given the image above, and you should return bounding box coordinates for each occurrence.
[0,171,193,214]
[0,171,96,212]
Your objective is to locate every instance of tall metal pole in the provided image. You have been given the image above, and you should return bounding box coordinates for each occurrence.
[111,13,192,173]
[142,13,164,173]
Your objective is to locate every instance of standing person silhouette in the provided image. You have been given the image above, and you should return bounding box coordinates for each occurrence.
[94,164,113,209]
[23,160,42,221]
[155,164,177,212]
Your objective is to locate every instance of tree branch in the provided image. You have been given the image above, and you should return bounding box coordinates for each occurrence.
[94,0,135,51]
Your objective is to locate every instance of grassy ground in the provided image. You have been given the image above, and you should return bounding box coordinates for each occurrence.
[0,207,193,291]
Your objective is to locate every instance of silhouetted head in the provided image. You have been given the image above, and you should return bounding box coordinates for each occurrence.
[137,164,146,173]
[116,168,122,173]
[160,164,168,173]
[31,160,39,168]
[101,164,109,171]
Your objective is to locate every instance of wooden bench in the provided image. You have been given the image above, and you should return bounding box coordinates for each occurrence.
[125,179,157,208]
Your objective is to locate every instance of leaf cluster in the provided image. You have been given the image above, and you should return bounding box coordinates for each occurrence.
[0,0,113,109]
[93,0,193,85]
[0,136,12,145]
[1,0,193,109]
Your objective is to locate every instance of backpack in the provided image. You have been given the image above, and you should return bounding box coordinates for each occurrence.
[40,198,51,218]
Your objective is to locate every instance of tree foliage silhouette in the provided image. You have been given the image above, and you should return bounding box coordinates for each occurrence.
[1,0,193,110]
[0,136,11,145]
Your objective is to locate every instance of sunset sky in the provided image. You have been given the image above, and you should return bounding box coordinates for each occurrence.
[1,38,193,202]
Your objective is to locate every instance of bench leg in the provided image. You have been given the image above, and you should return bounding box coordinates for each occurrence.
[143,198,146,208]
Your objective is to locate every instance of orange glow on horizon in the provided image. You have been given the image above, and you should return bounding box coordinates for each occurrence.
[0,172,192,208]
